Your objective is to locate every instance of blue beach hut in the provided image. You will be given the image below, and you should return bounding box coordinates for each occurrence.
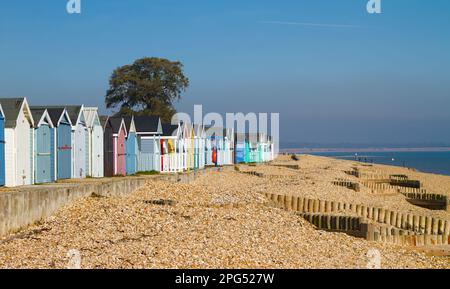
[47,108,73,180]
[123,116,138,175]
[0,104,5,186]
[234,133,248,164]
[30,108,56,184]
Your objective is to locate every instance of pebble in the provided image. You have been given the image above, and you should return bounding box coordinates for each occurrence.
[0,156,448,269]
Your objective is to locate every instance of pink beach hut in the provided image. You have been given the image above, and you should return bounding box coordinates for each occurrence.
[104,117,127,176]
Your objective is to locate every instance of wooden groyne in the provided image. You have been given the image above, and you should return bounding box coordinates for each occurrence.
[265,193,450,247]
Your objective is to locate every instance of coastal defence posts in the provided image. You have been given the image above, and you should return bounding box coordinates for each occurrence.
[338,168,450,211]
[265,193,450,247]
[0,167,229,238]
[334,179,450,211]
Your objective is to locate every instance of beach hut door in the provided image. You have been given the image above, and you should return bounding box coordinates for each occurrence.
[57,123,72,179]
[36,125,52,183]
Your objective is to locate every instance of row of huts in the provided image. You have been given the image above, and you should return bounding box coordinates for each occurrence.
[0,98,275,187]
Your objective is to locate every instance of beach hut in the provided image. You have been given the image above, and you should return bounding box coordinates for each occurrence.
[103,117,127,177]
[100,115,110,176]
[182,123,195,171]
[83,107,104,178]
[257,133,274,163]
[0,98,34,187]
[67,106,88,179]
[134,116,163,173]
[205,126,227,166]
[193,124,206,170]
[123,116,138,175]
[0,104,5,186]
[267,135,275,162]
[30,108,56,184]
[246,133,261,163]
[47,108,73,180]
[204,127,214,167]
[45,105,88,179]
[160,123,183,173]
[204,126,216,166]
[234,133,247,164]
[223,128,235,165]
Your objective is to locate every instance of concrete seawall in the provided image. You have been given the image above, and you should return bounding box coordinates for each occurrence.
[0,167,228,238]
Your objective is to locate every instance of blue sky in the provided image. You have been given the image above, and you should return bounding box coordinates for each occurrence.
[1,0,449,145]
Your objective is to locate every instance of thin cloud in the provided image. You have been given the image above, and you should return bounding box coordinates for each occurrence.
[259,21,364,29]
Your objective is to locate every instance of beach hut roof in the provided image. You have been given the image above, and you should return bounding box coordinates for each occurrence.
[109,117,123,133]
[64,105,83,125]
[38,105,84,126]
[133,115,162,134]
[48,108,68,126]
[99,115,109,129]
[108,117,128,137]
[122,116,137,133]
[162,123,179,137]
[26,106,71,127]
[83,107,102,129]
[0,97,34,128]
[30,108,55,128]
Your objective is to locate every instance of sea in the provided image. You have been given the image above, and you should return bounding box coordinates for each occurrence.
[301,151,450,176]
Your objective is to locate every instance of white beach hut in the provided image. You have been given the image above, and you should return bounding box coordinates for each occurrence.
[65,105,88,179]
[223,127,235,165]
[0,98,35,187]
[83,107,104,178]
[194,124,206,170]
[160,123,183,173]
[134,116,163,173]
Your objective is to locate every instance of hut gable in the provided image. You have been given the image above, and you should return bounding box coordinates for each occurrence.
[27,106,71,128]
[108,117,127,137]
[181,122,194,139]
[194,124,205,138]
[34,105,84,129]
[30,108,55,128]
[99,116,109,130]
[50,108,72,127]
[0,98,34,128]
[83,107,102,129]
[65,105,84,127]
[123,116,137,134]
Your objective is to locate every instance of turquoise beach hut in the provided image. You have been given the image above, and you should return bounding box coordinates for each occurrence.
[234,133,247,164]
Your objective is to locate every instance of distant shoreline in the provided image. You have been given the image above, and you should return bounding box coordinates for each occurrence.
[280,147,450,154]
